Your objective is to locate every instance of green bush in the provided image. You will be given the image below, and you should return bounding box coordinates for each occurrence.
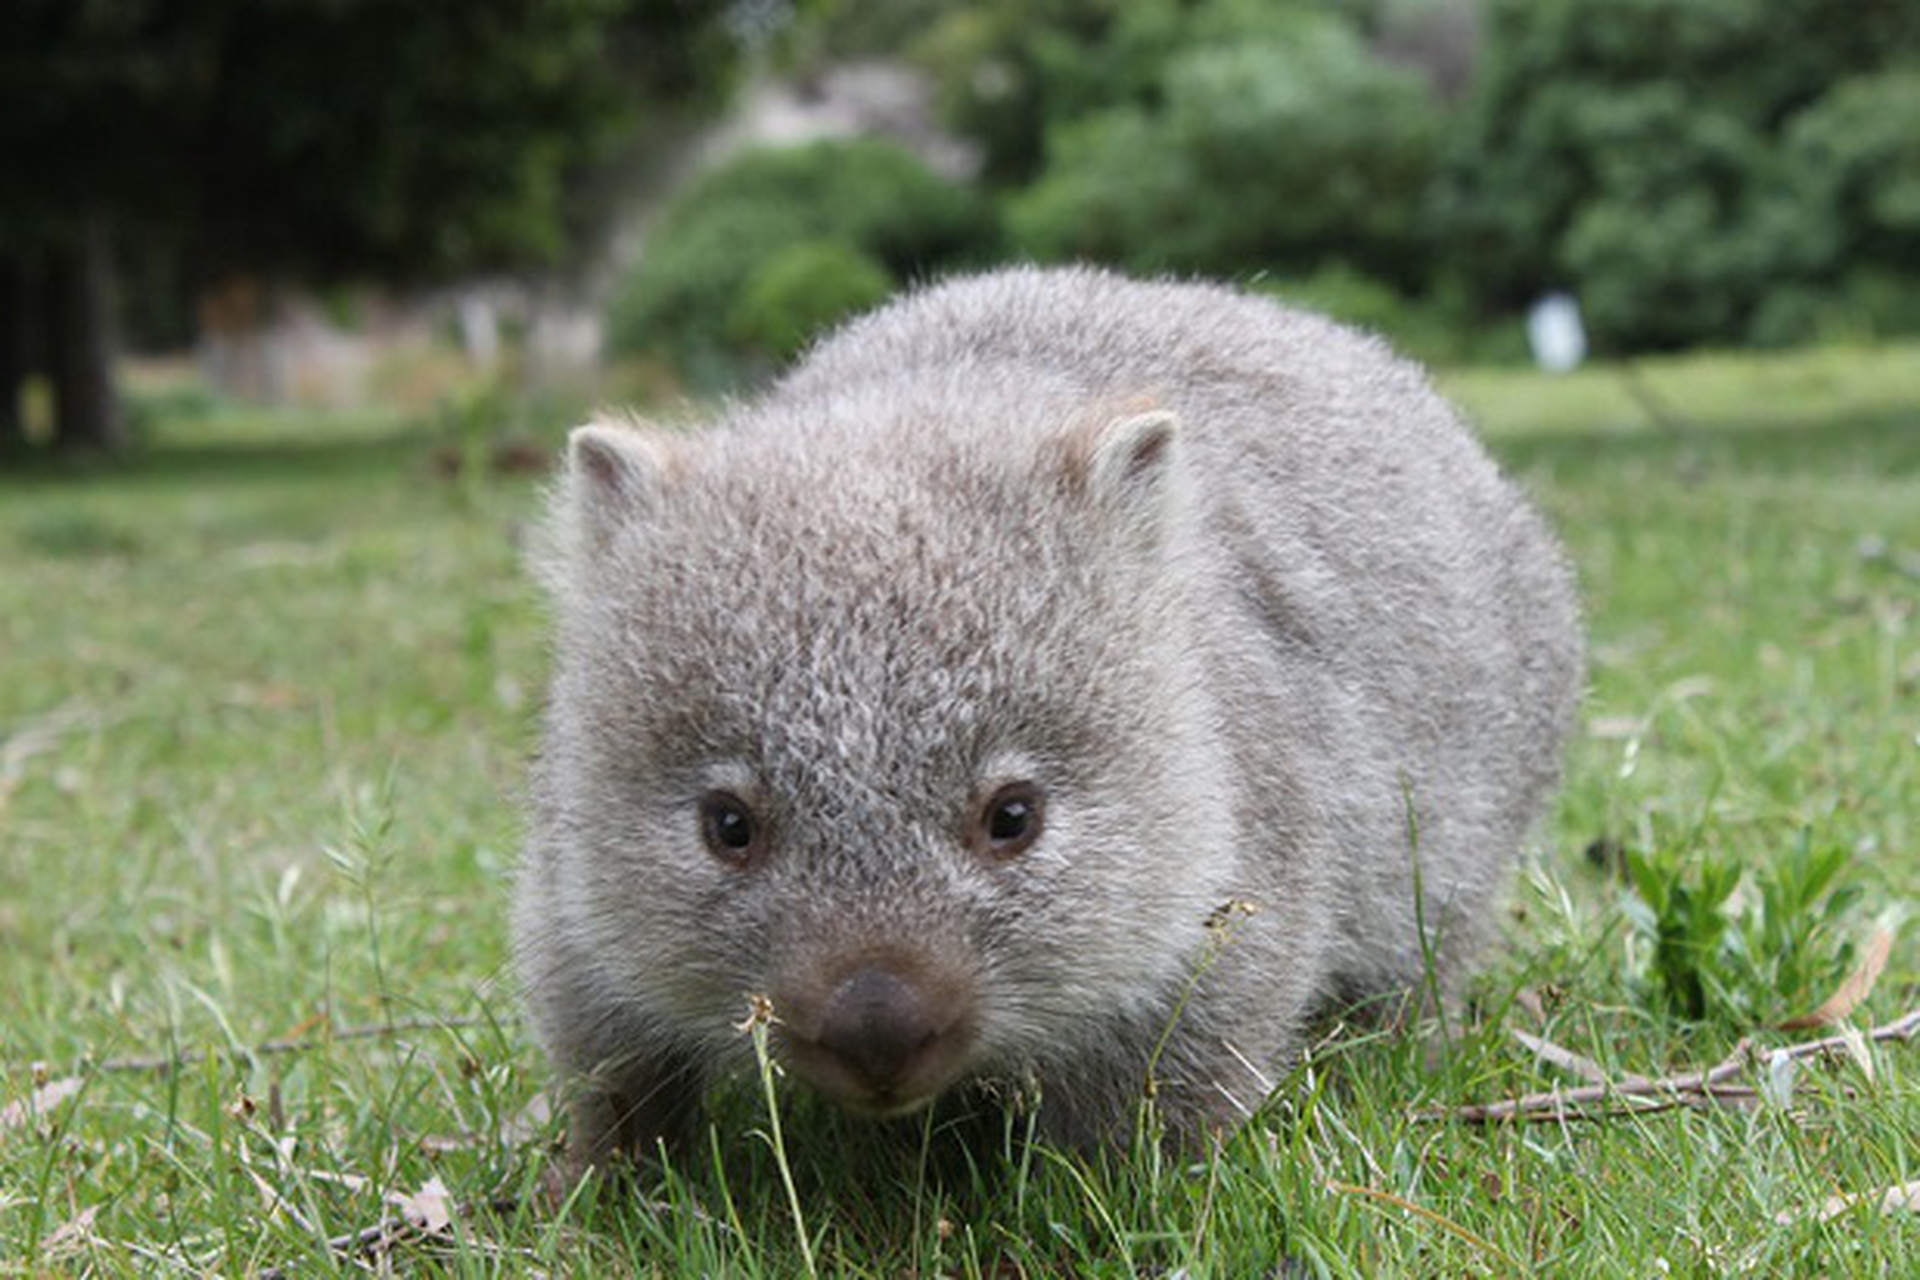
[1251,266,1502,367]
[1623,832,1867,1025]
[909,0,1179,185]
[725,240,893,364]
[1003,5,1441,287]
[607,139,995,386]
[1441,0,1920,351]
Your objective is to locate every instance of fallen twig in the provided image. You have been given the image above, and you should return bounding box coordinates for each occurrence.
[255,1193,526,1279]
[41,1014,505,1077]
[255,1215,425,1280]
[1423,1008,1919,1125]
[1510,1029,1626,1086]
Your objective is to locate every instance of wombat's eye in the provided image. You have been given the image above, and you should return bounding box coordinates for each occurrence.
[975,783,1044,860]
[700,791,763,865]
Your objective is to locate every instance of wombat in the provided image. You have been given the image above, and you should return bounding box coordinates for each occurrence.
[515,266,1583,1176]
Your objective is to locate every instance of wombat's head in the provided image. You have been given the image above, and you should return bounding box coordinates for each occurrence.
[528,395,1239,1117]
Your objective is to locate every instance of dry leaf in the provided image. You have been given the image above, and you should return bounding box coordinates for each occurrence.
[1759,1049,1796,1108]
[1837,1021,1875,1083]
[1776,1178,1920,1224]
[40,1205,99,1253]
[1874,1182,1920,1217]
[2,1076,83,1134]
[1780,924,1894,1030]
[390,1177,454,1234]
[1512,1029,1612,1085]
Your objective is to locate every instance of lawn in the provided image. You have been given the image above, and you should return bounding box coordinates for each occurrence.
[2,342,1916,1275]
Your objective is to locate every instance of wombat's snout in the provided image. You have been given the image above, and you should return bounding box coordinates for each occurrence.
[815,966,940,1088]
[781,959,976,1115]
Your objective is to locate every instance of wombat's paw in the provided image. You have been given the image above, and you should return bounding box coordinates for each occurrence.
[541,1142,651,1215]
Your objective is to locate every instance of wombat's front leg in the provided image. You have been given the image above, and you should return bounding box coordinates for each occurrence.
[555,1052,703,1196]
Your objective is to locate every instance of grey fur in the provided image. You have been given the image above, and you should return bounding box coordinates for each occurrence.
[515,266,1583,1174]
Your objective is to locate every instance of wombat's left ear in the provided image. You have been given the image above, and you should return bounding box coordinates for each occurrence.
[1083,409,1179,496]
[1071,409,1186,544]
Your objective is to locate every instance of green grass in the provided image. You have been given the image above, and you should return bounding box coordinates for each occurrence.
[3,343,1917,1275]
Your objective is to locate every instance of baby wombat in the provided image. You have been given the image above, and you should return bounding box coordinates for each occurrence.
[515,266,1582,1176]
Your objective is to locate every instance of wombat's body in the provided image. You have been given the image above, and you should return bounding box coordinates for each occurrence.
[516,267,1582,1172]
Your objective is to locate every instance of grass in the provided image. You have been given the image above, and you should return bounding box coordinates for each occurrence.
[2,340,1917,1274]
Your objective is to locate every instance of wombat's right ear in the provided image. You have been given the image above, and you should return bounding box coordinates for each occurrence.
[550,418,673,562]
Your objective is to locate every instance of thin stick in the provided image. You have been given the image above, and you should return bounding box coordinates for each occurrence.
[32,1015,502,1077]
[254,1194,522,1280]
[1424,1008,1919,1126]
[256,1217,419,1280]
[1510,1029,1615,1086]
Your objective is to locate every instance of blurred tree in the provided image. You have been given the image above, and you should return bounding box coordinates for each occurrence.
[1006,4,1441,287]
[907,0,1177,186]
[0,0,738,455]
[606,139,995,386]
[897,0,1446,292]
[725,240,895,363]
[1441,0,1920,350]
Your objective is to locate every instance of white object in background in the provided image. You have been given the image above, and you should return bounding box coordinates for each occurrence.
[457,293,500,370]
[1527,292,1587,373]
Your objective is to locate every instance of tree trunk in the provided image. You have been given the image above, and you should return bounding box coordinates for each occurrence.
[47,211,127,454]
[0,251,27,454]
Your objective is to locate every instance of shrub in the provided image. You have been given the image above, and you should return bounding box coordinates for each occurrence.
[607,140,994,386]
[725,240,893,365]
[1623,832,1867,1025]
[1004,7,1440,287]
[1251,266,1492,367]
[1441,0,1920,351]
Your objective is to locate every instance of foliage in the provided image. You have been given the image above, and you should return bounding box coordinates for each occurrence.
[905,0,1444,287]
[0,0,721,281]
[1252,265,1517,367]
[1016,17,1438,283]
[1441,0,1920,350]
[726,240,894,364]
[0,0,742,453]
[907,0,1167,185]
[1623,834,1865,1023]
[607,139,994,384]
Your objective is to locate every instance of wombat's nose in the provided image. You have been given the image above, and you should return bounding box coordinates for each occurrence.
[814,966,941,1090]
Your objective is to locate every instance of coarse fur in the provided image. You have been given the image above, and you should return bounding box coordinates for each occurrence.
[515,266,1584,1177]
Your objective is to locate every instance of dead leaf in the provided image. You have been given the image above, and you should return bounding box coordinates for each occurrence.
[389,1177,454,1235]
[1776,1178,1920,1224]
[2,1075,83,1134]
[1759,1049,1796,1108]
[40,1205,99,1254]
[1780,924,1894,1030]
[1872,1182,1920,1217]
[1512,1029,1613,1085]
